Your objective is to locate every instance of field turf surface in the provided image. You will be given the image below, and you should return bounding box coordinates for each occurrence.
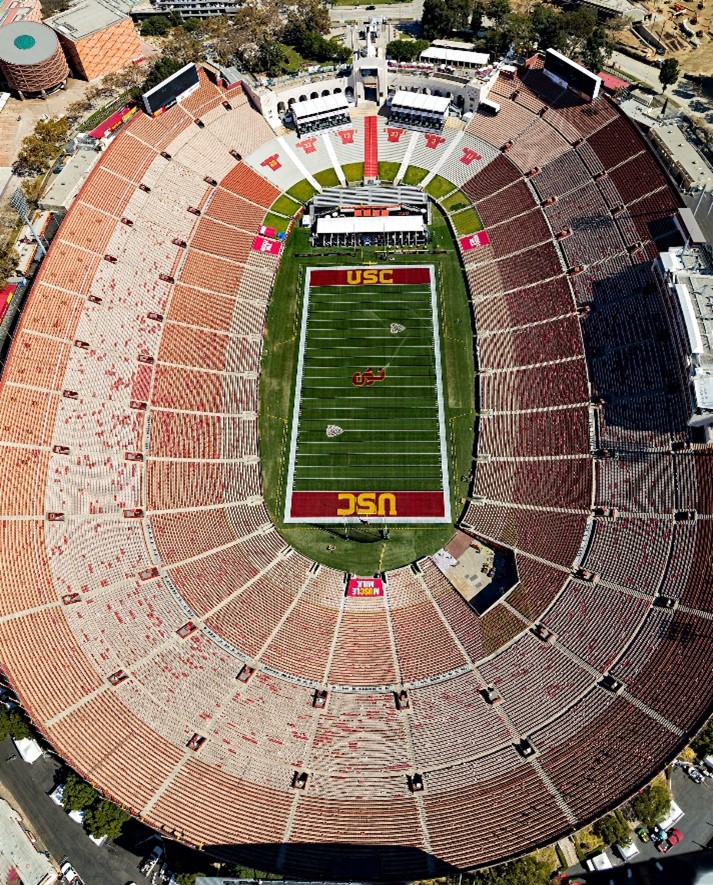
[259,207,475,573]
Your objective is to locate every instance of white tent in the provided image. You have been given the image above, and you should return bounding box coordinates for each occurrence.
[13,737,42,764]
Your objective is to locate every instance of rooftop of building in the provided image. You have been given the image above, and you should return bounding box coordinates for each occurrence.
[651,122,713,190]
[45,0,128,41]
[39,146,100,212]
[0,20,58,64]
[0,0,41,27]
[662,246,713,391]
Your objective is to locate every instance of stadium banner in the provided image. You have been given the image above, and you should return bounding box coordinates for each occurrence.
[252,236,281,255]
[460,231,490,251]
[347,577,384,597]
[310,267,431,287]
[288,490,446,520]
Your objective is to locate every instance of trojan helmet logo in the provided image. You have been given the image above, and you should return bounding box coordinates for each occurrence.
[346,269,394,285]
[337,493,397,517]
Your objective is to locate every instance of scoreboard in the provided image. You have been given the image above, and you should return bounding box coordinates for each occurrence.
[142,63,200,117]
[544,49,602,102]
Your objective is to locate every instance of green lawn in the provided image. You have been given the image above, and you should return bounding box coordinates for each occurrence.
[402,166,428,186]
[261,212,290,234]
[440,190,470,214]
[378,161,400,182]
[425,175,455,200]
[315,167,341,188]
[270,194,301,216]
[452,207,482,235]
[341,161,364,183]
[259,207,475,573]
[287,179,317,203]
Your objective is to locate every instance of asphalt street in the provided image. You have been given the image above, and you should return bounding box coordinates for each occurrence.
[329,0,423,24]
[0,737,154,885]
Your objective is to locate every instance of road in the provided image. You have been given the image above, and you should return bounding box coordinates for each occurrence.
[610,51,663,91]
[0,737,154,885]
[330,0,423,24]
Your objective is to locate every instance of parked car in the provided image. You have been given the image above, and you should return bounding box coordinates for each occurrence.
[636,826,650,843]
[688,767,704,783]
[60,860,83,884]
[668,827,683,847]
[650,825,666,843]
[656,827,683,853]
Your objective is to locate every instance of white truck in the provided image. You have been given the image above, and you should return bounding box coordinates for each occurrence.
[59,860,83,885]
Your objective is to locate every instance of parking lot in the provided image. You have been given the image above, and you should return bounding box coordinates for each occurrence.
[566,764,713,876]
[0,736,154,885]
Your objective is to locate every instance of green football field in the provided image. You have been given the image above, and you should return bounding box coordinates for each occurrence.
[284,266,451,524]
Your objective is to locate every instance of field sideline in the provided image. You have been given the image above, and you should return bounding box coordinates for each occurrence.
[259,207,476,573]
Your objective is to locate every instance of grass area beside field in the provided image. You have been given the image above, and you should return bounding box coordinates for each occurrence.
[452,207,482,235]
[287,179,317,203]
[440,190,470,214]
[270,194,301,216]
[402,166,428,186]
[315,167,341,188]
[341,161,364,183]
[261,212,290,233]
[378,161,400,182]
[259,207,475,573]
[424,175,455,199]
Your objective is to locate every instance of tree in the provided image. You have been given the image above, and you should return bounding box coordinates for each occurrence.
[259,40,287,75]
[284,0,330,46]
[593,811,631,846]
[176,875,208,885]
[659,57,680,93]
[0,242,19,289]
[62,772,99,812]
[469,854,555,885]
[140,15,171,35]
[561,7,597,57]
[165,26,207,66]
[141,56,183,93]
[531,3,566,52]
[471,0,486,32]
[581,23,611,73]
[504,12,534,56]
[631,784,670,827]
[421,0,456,40]
[386,38,429,61]
[487,0,511,25]
[13,115,70,176]
[40,0,69,15]
[692,718,713,759]
[20,176,44,210]
[0,709,31,741]
[84,799,131,840]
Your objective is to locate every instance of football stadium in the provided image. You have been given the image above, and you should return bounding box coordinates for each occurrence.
[0,49,712,881]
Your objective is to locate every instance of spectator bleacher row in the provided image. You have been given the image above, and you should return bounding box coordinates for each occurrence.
[0,62,709,879]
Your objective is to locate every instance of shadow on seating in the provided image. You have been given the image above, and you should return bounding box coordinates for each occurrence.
[202,842,458,881]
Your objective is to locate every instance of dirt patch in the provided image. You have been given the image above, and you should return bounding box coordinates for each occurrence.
[0,78,92,167]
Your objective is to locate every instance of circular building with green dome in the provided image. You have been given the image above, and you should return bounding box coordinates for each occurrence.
[0,20,68,97]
